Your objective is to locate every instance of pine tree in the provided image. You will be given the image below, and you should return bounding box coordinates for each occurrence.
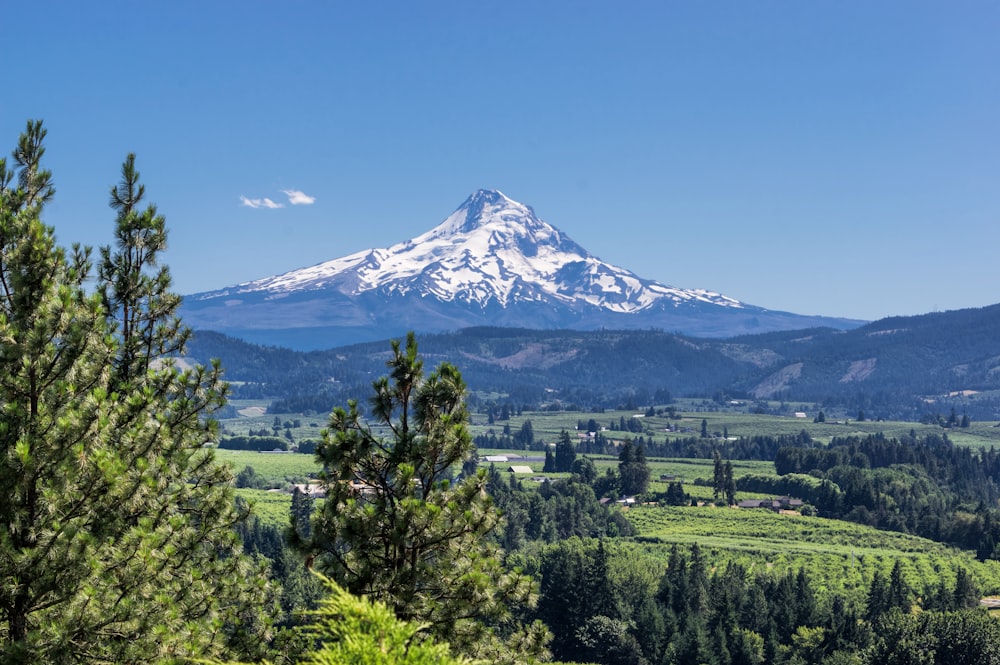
[724,460,737,506]
[618,440,650,496]
[302,333,546,660]
[712,450,724,501]
[0,122,269,662]
[543,448,556,473]
[290,486,315,542]
[555,429,576,472]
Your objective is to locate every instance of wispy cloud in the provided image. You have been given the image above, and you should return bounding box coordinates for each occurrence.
[240,195,284,209]
[283,189,316,205]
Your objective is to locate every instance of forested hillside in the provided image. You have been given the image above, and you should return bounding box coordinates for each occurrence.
[188,307,1000,420]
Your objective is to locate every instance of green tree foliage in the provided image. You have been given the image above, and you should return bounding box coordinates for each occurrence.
[215,574,475,665]
[771,432,1000,554]
[536,539,627,663]
[618,440,650,496]
[866,609,1000,665]
[724,460,737,506]
[554,429,576,472]
[0,122,269,662]
[713,450,725,501]
[513,419,534,449]
[299,333,546,661]
[570,456,597,484]
[664,481,688,506]
[487,473,634,547]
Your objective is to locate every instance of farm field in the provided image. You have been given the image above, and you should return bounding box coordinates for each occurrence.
[623,504,1000,606]
[217,449,320,485]
[218,399,1000,452]
[467,408,1000,449]
[477,450,776,501]
[236,488,297,528]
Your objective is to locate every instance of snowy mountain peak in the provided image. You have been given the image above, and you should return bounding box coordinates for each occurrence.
[419,188,554,242]
[457,188,523,227]
[192,190,747,316]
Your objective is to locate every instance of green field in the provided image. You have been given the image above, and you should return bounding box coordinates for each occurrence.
[236,488,296,528]
[218,398,1000,452]
[622,504,1000,606]
[220,406,1000,609]
[220,399,327,444]
[465,408,1000,449]
[216,448,321,485]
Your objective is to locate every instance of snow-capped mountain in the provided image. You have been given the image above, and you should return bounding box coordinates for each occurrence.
[181,190,862,350]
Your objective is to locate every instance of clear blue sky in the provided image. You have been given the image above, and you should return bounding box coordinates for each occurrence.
[3,1,997,322]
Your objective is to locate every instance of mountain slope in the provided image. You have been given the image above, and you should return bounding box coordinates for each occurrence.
[186,303,1000,420]
[181,189,862,349]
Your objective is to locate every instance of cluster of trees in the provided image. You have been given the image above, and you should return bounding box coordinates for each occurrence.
[473,419,539,450]
[569,432,818,463]
[487,471,634,551]
[528,539,991,665]
[218,434,290,451]
[712,451,737,505]
[542,430,577,472]
[763,433,1000,557]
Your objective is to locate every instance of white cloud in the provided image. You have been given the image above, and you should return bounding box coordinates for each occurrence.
[282,189,316,205]
[240,195,284,209]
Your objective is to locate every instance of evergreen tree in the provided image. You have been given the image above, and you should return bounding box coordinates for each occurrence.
[514,419,534,449]
[866,570,889,622]
[887,559,910,613]
[290,486,315,542]
[712,450,725,501]
[216,574,475,665]
[543,448,556,473]
[724,460,737,506]
[952,567,979,609]
[665,481,687,506]
[302,333,545,660]
[618,440,650,496]
[0,122,269,662]
[555,429,576,472]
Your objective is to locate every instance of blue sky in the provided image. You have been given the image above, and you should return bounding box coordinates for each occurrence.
[3,1,997,322]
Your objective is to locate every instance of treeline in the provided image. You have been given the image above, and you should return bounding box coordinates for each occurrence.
[526,539,990,665]
[486,471,634,551]
[746,433,1000,558]
[644,432,817,461]
[218,435,290,451]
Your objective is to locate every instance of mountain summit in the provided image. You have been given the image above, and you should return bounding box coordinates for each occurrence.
[181,190,862,349]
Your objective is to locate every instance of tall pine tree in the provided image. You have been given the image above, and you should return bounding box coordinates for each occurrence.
[299,333,546,662]
[0,122,269,662]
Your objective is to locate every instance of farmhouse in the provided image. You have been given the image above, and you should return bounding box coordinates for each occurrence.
[508,465,534,474]
[285,482,326,499]
[737,495,804,511]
